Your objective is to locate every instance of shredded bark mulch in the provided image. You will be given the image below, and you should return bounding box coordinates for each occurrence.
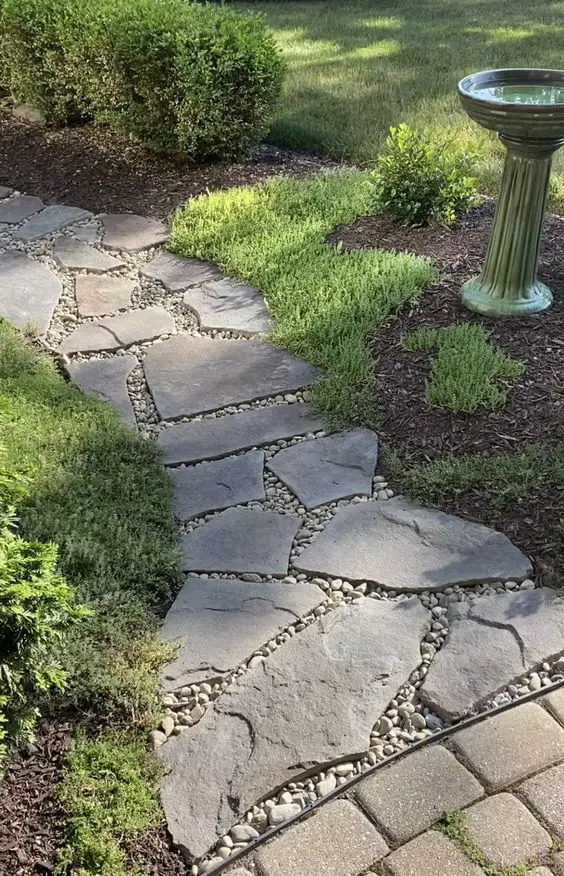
[0,106,328,219]
[333,200,564,580]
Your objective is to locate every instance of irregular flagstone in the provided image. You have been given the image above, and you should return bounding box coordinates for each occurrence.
[71,221,102,244]
[15,204,92,241]
[181,507,300,575]
[296,498,532,591]
[60,305,175,354]
[0,195,44,224]
[75,275,135,317]
[144,335,319,420]
[141,252,221,290]
[0,187,12,199]
[420,588,564,720]
[0,250,62,332]
[158,597,430,858]
[99,213,168,251]
[170,451,265,520]
[160,577,324,689]
[53,237,126,272]
[184,278,271,335]
[67,355,137,427]
[158,403,325,465]
[267,429,378,508]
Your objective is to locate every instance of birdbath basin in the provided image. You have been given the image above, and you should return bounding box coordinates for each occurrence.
[458,68,564,316]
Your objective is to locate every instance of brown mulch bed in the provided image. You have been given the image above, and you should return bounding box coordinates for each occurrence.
[333,200,564,579]
[0,718,188,876]
[0,106,328,219]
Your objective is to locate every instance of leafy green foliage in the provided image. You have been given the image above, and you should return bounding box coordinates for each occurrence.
[375,124,478,226]
[56,730,163,876]
[0,322,181,715]
[0,510,86,760]
[171,171,436,426]
[0,0,283,159]
[402,324,524,412]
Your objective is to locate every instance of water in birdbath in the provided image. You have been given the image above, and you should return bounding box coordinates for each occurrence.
[470,83,564,105]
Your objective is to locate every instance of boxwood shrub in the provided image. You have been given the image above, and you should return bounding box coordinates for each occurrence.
[0,0,284,160]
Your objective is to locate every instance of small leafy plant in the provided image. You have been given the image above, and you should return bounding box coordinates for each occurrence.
[403,323,524,412]
[376,123,479,226]
[0,501,87,760]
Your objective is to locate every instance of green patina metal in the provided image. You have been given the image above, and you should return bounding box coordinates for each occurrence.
[458,68,564,316]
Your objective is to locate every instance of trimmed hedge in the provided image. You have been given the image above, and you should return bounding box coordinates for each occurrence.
[0,0,284,160]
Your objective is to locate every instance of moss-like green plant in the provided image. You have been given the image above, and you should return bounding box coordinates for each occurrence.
[442,811,529,876]
[402,324,524,412]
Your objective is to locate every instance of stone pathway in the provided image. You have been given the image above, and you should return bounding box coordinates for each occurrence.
[1,187,564,874]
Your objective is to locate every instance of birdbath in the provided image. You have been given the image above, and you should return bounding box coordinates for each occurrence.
[458,68,564,316]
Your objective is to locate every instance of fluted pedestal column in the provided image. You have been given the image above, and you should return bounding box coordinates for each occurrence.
[461,137,556,316]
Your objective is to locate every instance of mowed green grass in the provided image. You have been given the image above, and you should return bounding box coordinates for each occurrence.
[235,0,564,198]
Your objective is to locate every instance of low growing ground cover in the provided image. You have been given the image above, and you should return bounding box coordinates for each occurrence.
[235,0,564,205]
[0,322,182,874]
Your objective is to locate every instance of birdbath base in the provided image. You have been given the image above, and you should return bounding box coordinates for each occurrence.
[460,276,553,316]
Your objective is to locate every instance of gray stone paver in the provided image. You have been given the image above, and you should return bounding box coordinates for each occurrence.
[267,429,378,508]
[451,703,564,790]
[53,237,126,272]
[254,800,388,876]
[543,687,564,725]
[296,498,531,591]
[0,194,44,223]
[144,336,319,420]
[158,403,325,465]
[170,451,265,520]
[75,275,135,317]
[161,576,324,689]
[181,507,300,575]
[421,588,564,720]
[354,744,483,844]
[0,250,62,332]
[520,761,564,837]
[60,305,175,353]
[464,793,551,868]
[67,355,137,427]
[158,597,429,858]
[99,213,168,250]
[141,252,222,290]
[184,277,271,335]
[383,830,486,876]
[15,205,92,241]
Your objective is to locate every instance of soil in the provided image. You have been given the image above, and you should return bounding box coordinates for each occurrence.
[333,200,564,581]
[0,717,188,876]
[0,106,328,219]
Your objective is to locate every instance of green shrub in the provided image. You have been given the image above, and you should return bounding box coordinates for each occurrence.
[0,0,283,160]
[0,509,86,760]
[375,123,479,226]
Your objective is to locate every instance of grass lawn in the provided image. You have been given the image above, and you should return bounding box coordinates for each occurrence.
[235,0,564,201]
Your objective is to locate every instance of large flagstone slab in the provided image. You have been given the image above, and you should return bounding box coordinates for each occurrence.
[0,250,62,332]
[0,195,44,223]
[67,356,137,427]
[181,508,300,575]
[420,588,564,720]
[183,278,271,335]
[99,213,168,251]
[60,306,175,353]
[161,577,324,689]
[53,237,126,272]
[170,451,265,520]
[266,429,378,508]
[15,205,92,241]
[158,403,325,465]
[75,275,135,317]
[141,252,221,290]
[296,498,531,591]
[158,597,430,857]
[144,335,319,420]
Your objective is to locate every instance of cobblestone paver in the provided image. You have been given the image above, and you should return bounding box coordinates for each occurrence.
[2,186,563,874]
